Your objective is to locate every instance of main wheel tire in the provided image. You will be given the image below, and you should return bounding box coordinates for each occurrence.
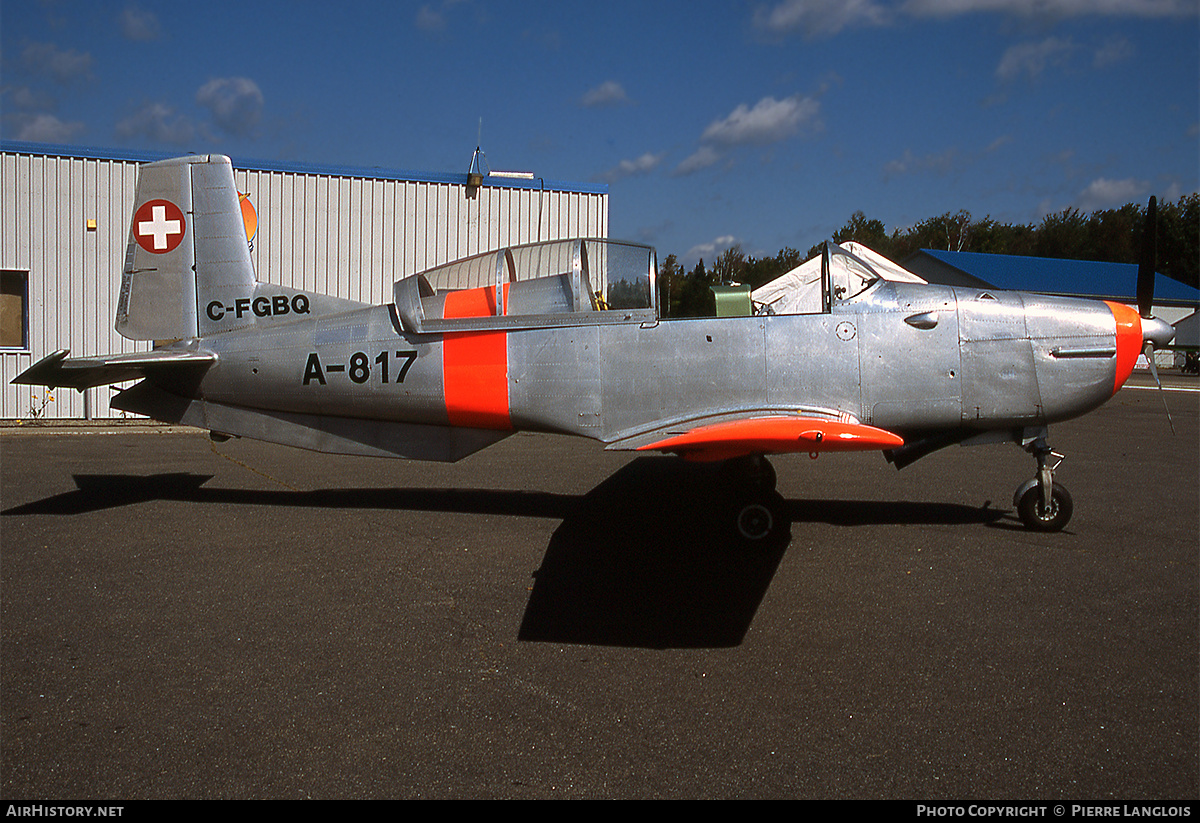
[730,491,787,544]
[1017,482,1073,532]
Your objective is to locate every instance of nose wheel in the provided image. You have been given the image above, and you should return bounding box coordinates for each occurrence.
[1014,438,1073,531]
[1016,480,1073,531]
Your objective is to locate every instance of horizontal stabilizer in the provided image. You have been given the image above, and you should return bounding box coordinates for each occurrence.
[11,349,216,391]
[636,415,904,462]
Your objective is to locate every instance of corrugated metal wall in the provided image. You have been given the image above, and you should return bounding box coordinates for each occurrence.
[0,148,607,419]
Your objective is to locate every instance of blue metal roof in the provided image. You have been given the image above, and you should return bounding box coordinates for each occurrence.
[918,249,1199,306]
[0,140,608,195]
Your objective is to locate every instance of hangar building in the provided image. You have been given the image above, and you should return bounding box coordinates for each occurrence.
[0,142,608,420]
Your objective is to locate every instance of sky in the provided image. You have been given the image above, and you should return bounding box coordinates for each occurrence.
[2,0,1198,267]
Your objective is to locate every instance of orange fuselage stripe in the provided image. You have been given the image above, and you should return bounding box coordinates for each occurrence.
[442,285,511,430]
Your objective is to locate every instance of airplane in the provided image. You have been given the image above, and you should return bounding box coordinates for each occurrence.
[12,154,1177,541]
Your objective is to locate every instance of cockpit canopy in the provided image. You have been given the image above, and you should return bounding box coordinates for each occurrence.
[393,238,657,333]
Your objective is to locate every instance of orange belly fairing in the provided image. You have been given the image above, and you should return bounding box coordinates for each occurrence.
[638,416,905,462]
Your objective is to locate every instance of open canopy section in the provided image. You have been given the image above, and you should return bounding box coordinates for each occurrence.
[392,238,658,333]
[751,241,925,316]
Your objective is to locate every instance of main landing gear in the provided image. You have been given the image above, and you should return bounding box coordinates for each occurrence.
[1013,435,1073,532]
[722,455,788,544]
[718,434,1077,538]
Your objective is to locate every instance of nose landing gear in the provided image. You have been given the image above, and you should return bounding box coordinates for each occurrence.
[1014,436,1073,531]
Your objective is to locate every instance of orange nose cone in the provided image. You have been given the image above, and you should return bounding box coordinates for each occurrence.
[1105,301,1142,394]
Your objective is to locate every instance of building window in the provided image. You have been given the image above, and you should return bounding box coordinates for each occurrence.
[1,271,29,350]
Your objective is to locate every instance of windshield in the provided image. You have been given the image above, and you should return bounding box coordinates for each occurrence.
[828,245,880,303]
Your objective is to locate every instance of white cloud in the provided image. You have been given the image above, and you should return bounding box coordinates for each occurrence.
[673,145,722,176]
[121,6,162,41]
[1161,181,1186,201]
[985,134,1014,153]
[20,42,93,85]
[754,0,890,38]
[12,113,85,143]
[115,102,195,144]
[1076,177,1150,211]
[581,81,630,108]
[701,95,821,147]
[755,0,1197,39]
[415,4,445,31]
[685,235,740,264]
[995,37,1076,82]
[196,77,264,137]
[599,152,664,183]
[673,94,821,176]
[883,146,960,180]
[3,86,55,111]
[1093,35,1135,68]
[904,0,1196,18]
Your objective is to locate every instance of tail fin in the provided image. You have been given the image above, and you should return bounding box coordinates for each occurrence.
[116,154,255,341]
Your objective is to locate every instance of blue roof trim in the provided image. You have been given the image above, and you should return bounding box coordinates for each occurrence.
[0,140,608,196]
[920,248,1199,305]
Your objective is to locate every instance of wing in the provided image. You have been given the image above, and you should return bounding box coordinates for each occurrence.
[625,414,904,463]
[12,348,216,391]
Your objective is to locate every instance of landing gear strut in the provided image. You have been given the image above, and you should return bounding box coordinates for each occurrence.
[1014,436,1073,532]
[722,453,777,493]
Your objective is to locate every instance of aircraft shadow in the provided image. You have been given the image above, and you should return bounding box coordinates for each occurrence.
[0,472,575,520]
[516,458,1007,648]
[3,460,1007,649]
[517,458,791,649]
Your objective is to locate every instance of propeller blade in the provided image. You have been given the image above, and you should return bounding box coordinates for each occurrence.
[1137,195,1157,318]
[1143,340,1175,435]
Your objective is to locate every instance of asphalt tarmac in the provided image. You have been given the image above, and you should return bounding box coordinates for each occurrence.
[1,385,1196,799]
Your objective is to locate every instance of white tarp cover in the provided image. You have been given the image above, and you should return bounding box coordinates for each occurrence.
[751,242,925,315]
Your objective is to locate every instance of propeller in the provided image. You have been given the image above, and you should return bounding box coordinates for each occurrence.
[1135,195,1176,433]
[1137,196,1157,318]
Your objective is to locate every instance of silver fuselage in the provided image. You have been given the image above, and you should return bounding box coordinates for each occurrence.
[187,279,1125,451]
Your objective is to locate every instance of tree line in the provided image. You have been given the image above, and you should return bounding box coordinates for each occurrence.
[657,193,1198,318]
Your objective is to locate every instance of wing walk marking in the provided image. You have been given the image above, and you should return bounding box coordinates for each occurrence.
[441,284,512,430]
[638,416,905,462]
